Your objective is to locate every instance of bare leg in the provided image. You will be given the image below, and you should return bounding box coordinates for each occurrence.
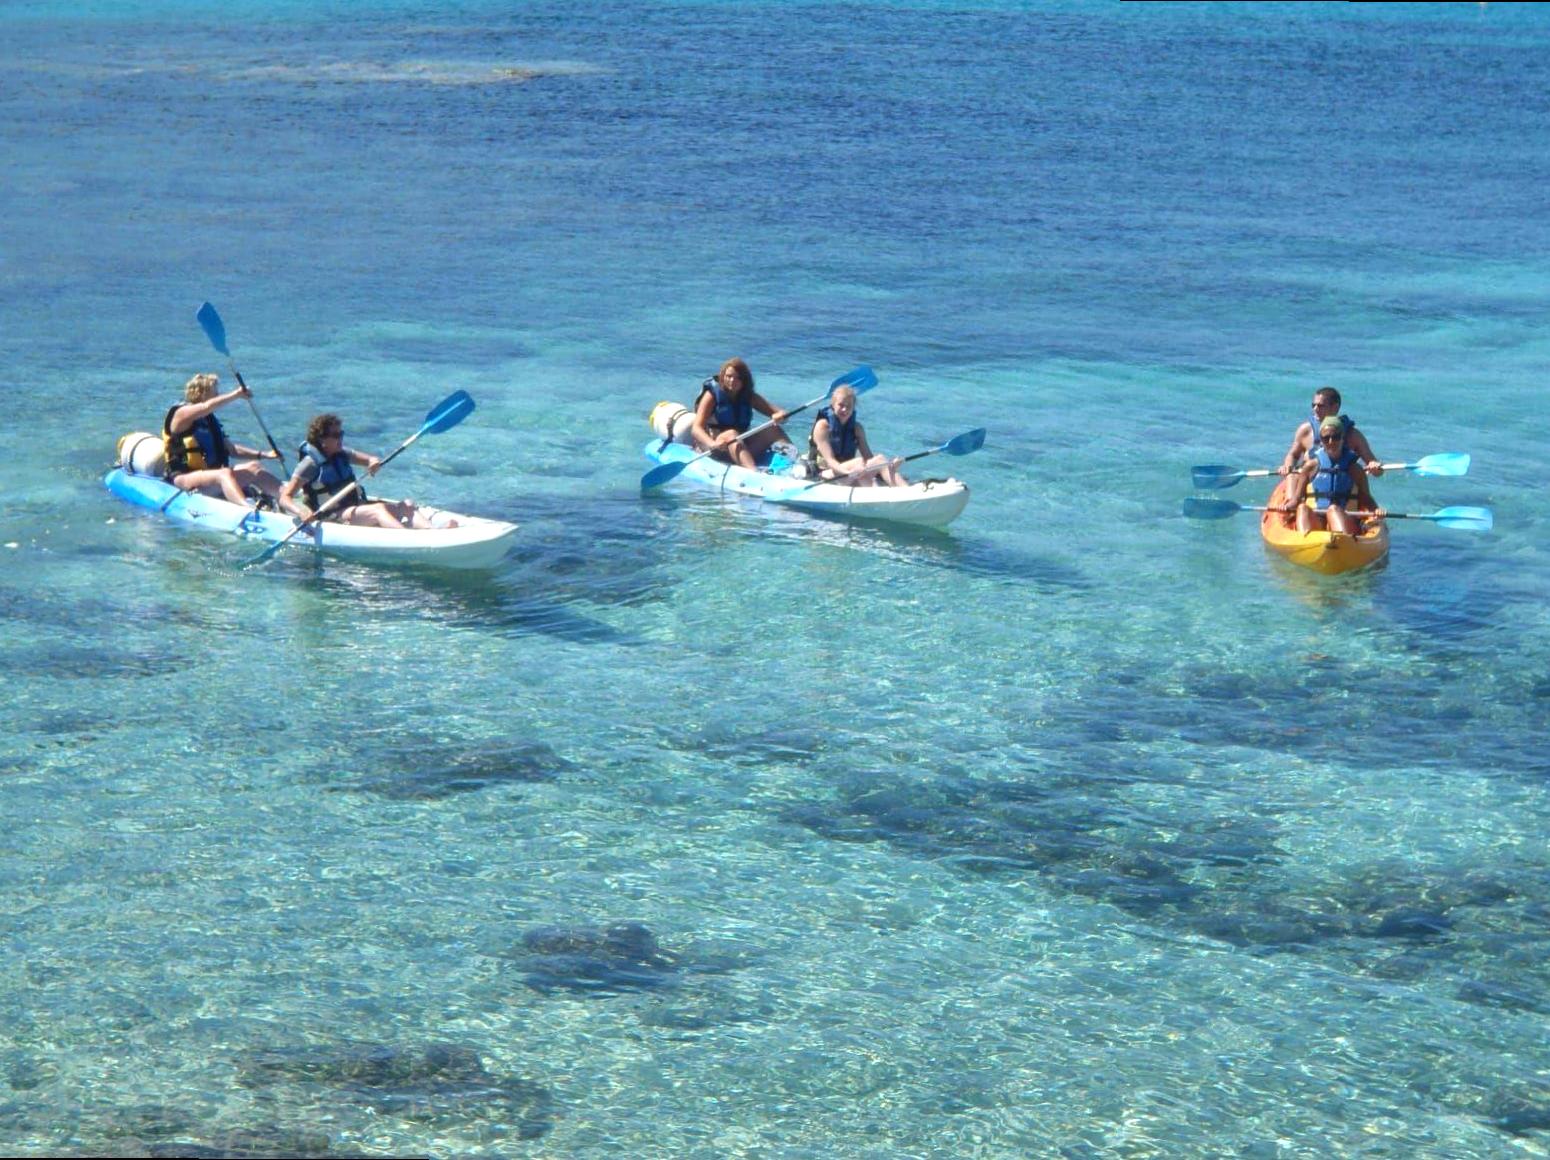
[175,467,249,506]
[1326,505,1358,536]
[740,426,785,468]
[233,461,283,499]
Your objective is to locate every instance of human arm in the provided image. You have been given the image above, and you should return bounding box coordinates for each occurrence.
[1279,463,1312,511]
[278,465,313,520]
[811,417,842,472]
[1278,423,1312,475]
[225,437,279,461]
[1350,462,1377,511]
[854,422,876,461]
[168,384,251,434]
[347,447,385,476]
[690,393,737,451]
[751,393,788,424]
[1349,427,1381,476]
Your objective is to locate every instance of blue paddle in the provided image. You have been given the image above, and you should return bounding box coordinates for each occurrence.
[1182,495,1492,532]
[640,365,877,492]
[1191,452,1469,491]
[240,390,476,567]
[795,427,986,490]
[196,301,289,471]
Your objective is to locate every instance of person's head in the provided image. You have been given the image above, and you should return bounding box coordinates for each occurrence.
[307,413,345,448]
[717,358,753,394]
[829,384,857,418]
[1312,387,1342,414]
[1318,414,1346,448]
[184,373,219,403]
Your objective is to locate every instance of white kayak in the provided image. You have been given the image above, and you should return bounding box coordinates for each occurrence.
[105,460,517,570]
[640,437,971,528]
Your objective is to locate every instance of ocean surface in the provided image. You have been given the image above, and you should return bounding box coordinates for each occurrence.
[3,2,1549,1156]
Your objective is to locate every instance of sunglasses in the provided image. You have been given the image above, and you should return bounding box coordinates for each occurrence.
[1321,432,1344,442]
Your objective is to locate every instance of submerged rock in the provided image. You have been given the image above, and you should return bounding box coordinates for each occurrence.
[235,1041,553,1141]
[517,921,680,996]
[336,739,571,800]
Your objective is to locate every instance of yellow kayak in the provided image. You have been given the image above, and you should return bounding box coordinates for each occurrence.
[1259,477,1389,575]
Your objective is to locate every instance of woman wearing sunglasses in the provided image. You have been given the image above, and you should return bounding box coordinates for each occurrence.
[1282,414,1381,535]
[278,413,444,529]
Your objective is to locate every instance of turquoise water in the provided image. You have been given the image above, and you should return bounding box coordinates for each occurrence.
[4,2,1550,1156]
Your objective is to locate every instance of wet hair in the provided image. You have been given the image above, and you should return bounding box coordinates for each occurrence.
[184,372,219,402]
[718,358,753,393]
[831,384,856,407]
[1314,386,1342,409]
[306,413,344,446]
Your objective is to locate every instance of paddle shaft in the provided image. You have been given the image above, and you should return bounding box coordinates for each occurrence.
[1193,453,1468,490]
[197,302,289,471]
[1184,495,1490,530]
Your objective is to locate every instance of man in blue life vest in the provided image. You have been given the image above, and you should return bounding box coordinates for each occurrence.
[1277,386,1382,477]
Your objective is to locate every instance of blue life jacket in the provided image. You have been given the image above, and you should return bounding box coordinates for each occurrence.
[298,440,364,512]
[809,405,858,463]
[162,404,229,476]
[1294,411,1355,469]
[1311,444,1358,509]
[697,377,753,434]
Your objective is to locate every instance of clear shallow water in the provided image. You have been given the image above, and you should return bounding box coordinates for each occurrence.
[3,2,1550,1156]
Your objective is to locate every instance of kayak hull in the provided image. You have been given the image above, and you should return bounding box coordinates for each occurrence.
[1259,477,1389,575]
[642,439,970,528]
[105,468,517,569]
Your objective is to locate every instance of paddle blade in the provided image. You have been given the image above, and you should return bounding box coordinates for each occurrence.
[423,390,475,434]
[1432,505,1492,531]
[1182,496,1245,520]
[641,459,687,492]
[944,428,986,456]
[830,365,877,394]
[196,301,230,356]
[1413,452,1470,478]
[1190,465,1247,490]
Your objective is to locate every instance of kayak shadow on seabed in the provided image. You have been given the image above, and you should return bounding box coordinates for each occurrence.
[647,487,1093,595]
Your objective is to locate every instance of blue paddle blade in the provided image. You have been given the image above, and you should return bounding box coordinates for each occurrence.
[1413,452,1470,478]
[641,460,685,491]
[946,428,986,455]
[196,301,230,356]
[1191,465,1246,489]
[423,390,474,434]
[1182,496,1244,520]
[831,365,877,394]
[1431,505,1492,531]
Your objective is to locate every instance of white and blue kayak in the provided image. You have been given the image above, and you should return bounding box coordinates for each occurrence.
[641,407,970,529]
[106,434,517,569]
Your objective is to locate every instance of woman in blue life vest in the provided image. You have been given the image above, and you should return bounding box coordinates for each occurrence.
[162,372,284,507]
[1282,415,1383,536]
[277,413,449,529]
[1277,385,1382,477]
[688,357,794,470]
[808,384,906,486]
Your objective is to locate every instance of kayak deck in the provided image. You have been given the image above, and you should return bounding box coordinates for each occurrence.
[1259,476,1388,575]
[641,439,970,528]
[105,468,517,569]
